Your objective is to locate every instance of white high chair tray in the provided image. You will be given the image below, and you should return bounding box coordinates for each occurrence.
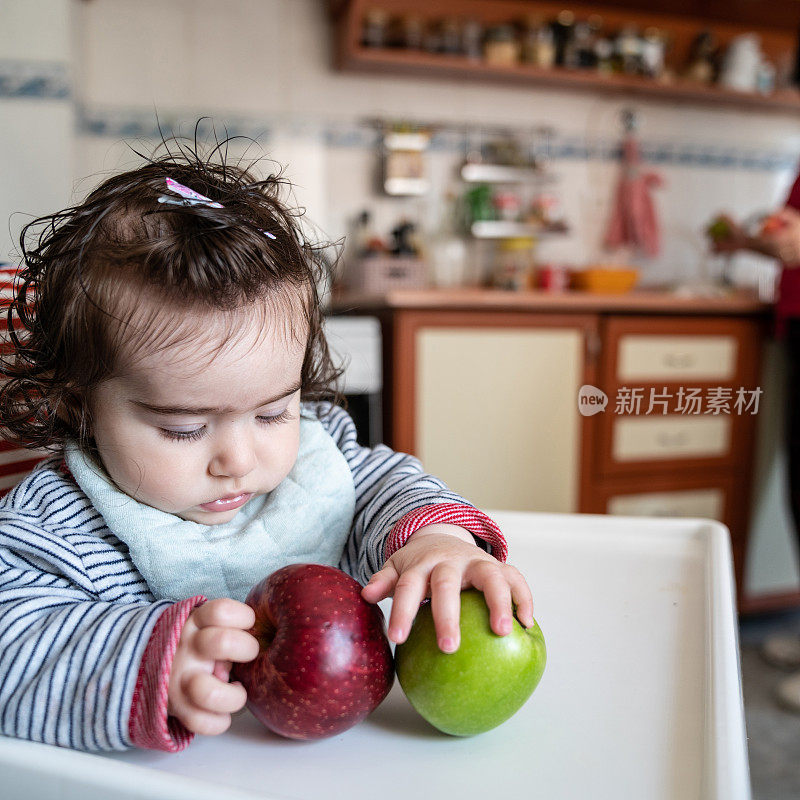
[0,512,750,800]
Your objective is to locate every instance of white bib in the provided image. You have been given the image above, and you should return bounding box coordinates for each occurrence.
[64,414,356,602]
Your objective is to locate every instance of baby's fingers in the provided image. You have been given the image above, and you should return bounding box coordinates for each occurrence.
[193,598,255,631]
[194,627,260,664]
[506,566,535,628]
[386,570,428,644]
[174,704,234,737]
[184,672,248,716]
[467,562,514,637]
[429,563,463,653]
[361,562,399,603]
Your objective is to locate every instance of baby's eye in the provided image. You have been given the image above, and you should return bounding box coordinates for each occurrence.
[159,425,206,442]
[256,410,293,425]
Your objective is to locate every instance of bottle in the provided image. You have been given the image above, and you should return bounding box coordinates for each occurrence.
[352,210,376,258]
[641,27,665,79]
[389,219,418,256]
[427,192,468,288]
[362,9,389,48]
[462,19,484,61]
[574,21,598,69]
[551,10,575,67]
[615,26,643,75]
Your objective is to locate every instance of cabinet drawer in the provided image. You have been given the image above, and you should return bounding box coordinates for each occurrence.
[612,415,731,462]
[607,487,725,519]
[617,334,737,381]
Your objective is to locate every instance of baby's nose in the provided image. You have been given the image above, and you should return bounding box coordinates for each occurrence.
[209,438,257,479]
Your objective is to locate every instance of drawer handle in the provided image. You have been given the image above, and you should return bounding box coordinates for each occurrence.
[649,507,674,517]
[656,431,690,447]
[663,353,695,369]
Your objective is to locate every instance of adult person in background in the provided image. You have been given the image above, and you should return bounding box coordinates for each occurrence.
[709,176,800,714]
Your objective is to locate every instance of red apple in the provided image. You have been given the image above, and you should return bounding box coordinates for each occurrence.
[232,563,394,740]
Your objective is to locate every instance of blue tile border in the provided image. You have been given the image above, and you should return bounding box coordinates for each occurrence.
[77,107,274,145]
[0,60,70,99]
[318,122,800,173]
[3,58,796,173]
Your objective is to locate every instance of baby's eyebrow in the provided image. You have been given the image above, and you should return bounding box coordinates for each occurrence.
[130,382,302,416]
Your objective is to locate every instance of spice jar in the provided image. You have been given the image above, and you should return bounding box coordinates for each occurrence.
[401,14,425,50]
[462,18,484,61]
[362,9,389,48]
[492,237,535,290]
[484,24,520,66]
[493,190,521,222]
[522,15,555,68]
[440,17,462,55]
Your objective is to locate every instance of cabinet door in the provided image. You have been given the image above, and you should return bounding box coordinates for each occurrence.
[415,326,585,513]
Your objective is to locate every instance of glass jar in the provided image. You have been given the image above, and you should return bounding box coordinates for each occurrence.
[492,237,535,290]
[362,9,389,48]
[401,14,425,50]
[462,18,484,61]
[484,25,520,66]
[522,15,555,68]
[493,190,521,222]
[440,17,462,54]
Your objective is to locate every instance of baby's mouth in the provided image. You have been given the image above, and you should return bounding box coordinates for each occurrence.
[198,493,253,512]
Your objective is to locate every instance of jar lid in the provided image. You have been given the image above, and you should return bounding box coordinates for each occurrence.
[500,237,535,250]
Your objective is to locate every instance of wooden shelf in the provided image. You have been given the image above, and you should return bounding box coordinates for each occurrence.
[340,45,800,114]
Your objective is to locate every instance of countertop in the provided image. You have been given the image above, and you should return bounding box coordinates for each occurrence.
[330,287,772,316]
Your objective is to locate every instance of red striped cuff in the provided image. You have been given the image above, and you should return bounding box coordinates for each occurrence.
[385,503,508,562]
[129,596,207,752]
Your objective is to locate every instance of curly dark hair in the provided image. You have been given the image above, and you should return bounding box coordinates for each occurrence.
[0,130,343,452]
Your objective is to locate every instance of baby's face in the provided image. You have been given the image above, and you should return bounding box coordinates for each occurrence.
[89,306,306,524]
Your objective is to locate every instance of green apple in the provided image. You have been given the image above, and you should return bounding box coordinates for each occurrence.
[395,589,546,736]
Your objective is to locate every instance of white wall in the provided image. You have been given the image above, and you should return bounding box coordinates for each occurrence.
[0,0,74,264]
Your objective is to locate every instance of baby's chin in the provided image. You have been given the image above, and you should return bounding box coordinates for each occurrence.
[176,506,247,525]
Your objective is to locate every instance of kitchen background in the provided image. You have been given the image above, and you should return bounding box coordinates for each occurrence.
[2,0,800,791]
[6,0,799,587]
[4,0,800,288]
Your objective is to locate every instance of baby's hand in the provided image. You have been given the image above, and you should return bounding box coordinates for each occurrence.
[361,524,534,654]
[168,598,259,736]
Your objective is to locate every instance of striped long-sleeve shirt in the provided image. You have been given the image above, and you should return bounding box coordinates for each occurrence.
[0,401,507,753]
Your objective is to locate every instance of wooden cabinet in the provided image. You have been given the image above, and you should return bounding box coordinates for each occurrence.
[411,315,594,513]
[333,289,784,610]
[585,314,764,607]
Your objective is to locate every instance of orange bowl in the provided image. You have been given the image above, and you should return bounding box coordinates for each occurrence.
[572,267,640,294]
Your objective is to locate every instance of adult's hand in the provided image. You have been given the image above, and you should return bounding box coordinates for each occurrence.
[763,207,800,265]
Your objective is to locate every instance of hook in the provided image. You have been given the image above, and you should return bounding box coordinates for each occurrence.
[621,108,639,133]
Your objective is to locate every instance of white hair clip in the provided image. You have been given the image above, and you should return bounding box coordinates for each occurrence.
[157,177,277,240]
[158,177,224,208]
